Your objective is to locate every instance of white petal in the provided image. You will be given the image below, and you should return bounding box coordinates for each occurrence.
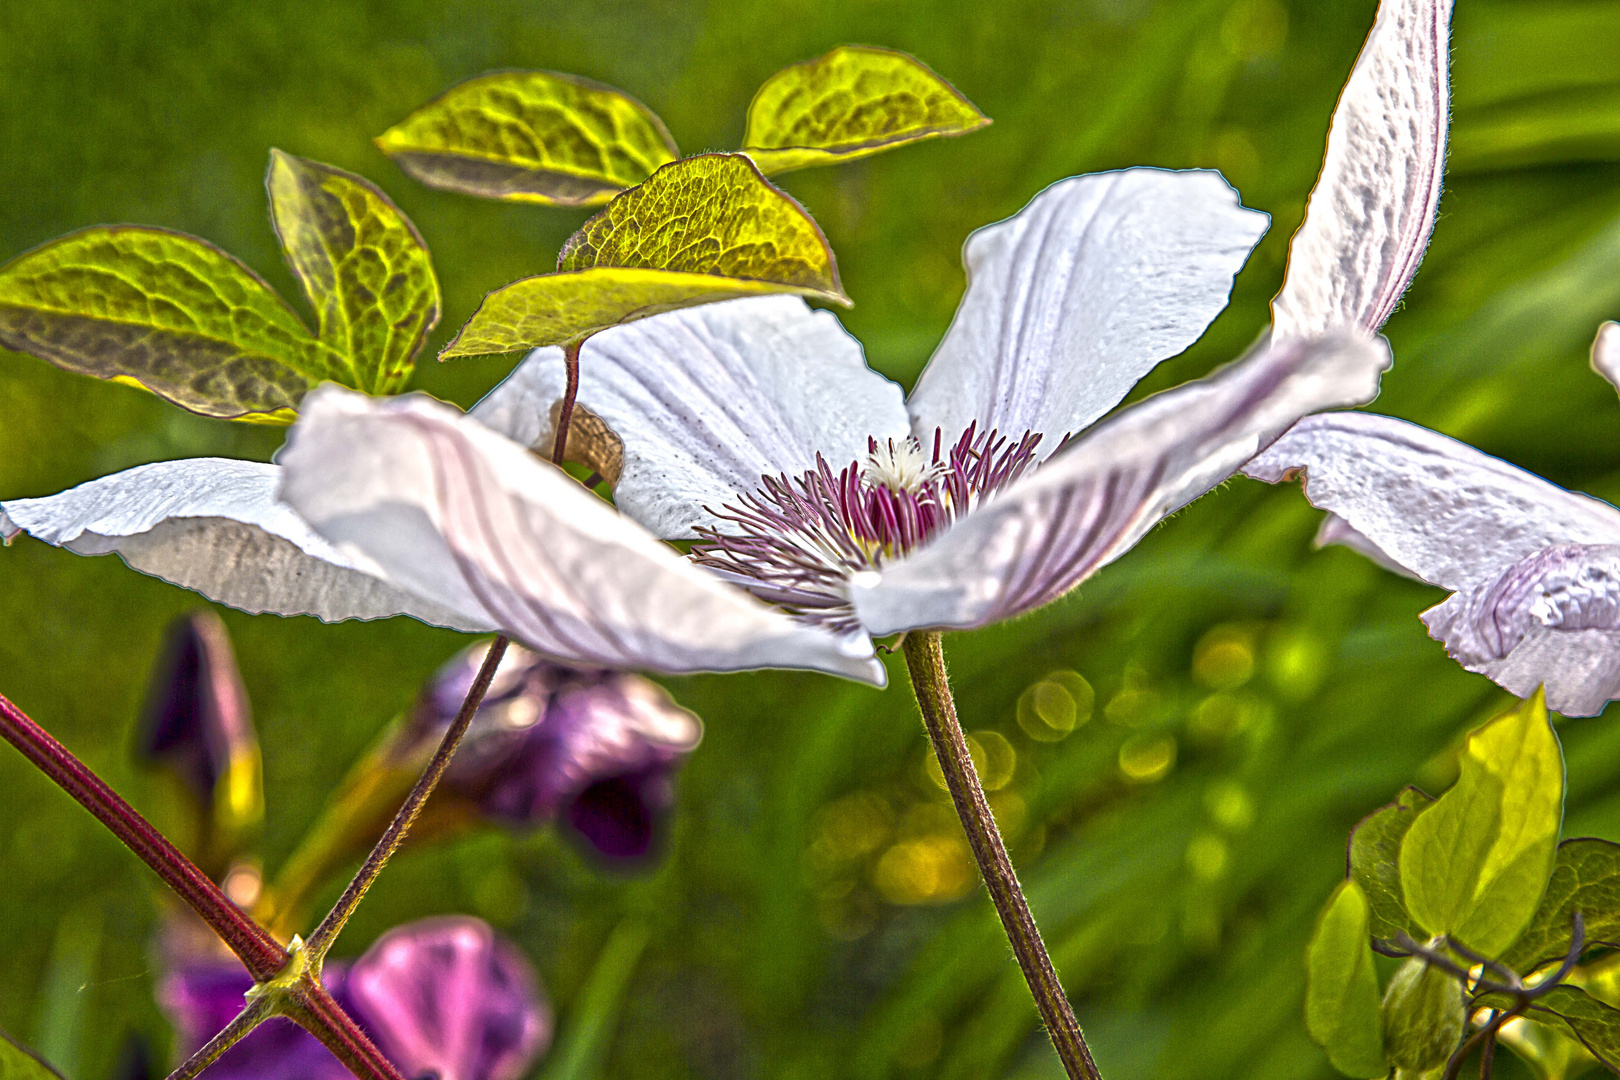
[906,169,1269,451]
[0,459,483,628]
[851,333,1392,635]
[1243,412,1620,593]
[470,296,910,539]
[1271,0,1451,339]
[1422,544,1620,716]
[1592,321,1620,395]
[282,386,885,684]
[1314,512,1423,579]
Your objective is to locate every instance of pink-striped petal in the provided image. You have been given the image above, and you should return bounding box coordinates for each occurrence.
[279,387,884,683]
[0,458,483,629]
[470,296,909,539]
[906,169,1268,451]
[852,333,1391,635]
[1242,412,1620,593]
[1271,0,1451,340]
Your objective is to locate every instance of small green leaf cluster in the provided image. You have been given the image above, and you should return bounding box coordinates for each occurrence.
[375,45,989,206]
[0,152,439,423]
[1305,691,1620,1079]
[0,47,990,416]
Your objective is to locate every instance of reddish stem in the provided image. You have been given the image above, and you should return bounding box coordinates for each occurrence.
[550,339,583,466]
[287,980,409,1080]
[0,691,287,981]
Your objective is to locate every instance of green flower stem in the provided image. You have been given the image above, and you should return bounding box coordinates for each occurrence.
[304,635,509,957]
[0,690,288,982]
[900,633,1101,1080]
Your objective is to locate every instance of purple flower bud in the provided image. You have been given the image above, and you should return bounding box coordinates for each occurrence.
[137,611,262,845]
[347,917,551,1080]
[408,642,701,859]
[159,919,550,1080]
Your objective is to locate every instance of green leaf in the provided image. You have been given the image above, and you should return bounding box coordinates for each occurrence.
[267,149,440,394]
[1399,690,1565,956]
[1381,957,1465,1072]
[556,154,844,294]
[443,154,846,355]
[1350,786,1437,943]
[538,916,651,1080]
[0,226,342,422]
[1500,838,1620,974]
[1304,881,1387,1078]
[0,1028,64,1080]
[741,45,990,174]
[1478,986,1620,1071]
[439,267,828,357]
[375,71,678,207]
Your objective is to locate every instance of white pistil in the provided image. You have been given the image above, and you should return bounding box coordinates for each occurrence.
[862,437,944,494]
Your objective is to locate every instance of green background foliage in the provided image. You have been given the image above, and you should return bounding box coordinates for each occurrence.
[2,1,1620,1079]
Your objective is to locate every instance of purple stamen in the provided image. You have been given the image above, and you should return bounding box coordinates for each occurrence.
[693,424,1042,630]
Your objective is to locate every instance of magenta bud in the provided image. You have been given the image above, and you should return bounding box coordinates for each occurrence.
[347,917,552,1080]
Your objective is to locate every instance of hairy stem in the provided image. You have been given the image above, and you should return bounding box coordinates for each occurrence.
[163,996,273,1080]
[0,691,287,981]
[551,339,583,466]
[304,636,509,956]
[900,634,1101,1080]
[285,980,407,1080]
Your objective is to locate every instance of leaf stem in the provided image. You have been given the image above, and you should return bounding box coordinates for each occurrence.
[304,636,509,957]
[0,691,287,981]
[551,339,583,466]
[900,633,1101,1080]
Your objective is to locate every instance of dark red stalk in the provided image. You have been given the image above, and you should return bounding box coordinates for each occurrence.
[0,691,286,981]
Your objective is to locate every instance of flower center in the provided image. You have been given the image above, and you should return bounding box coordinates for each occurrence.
[692,424,1042,631]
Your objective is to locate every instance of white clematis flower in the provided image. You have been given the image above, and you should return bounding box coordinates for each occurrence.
[464,0,1448,644]
[0,0,1446,686]
[1244,322,1620,717]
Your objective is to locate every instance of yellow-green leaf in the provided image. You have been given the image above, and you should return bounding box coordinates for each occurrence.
[1381,958,1465,1072]
[0,226,343,422]
[1500,838,1620,974]
[444,154,846,355]
[1,1028,64,1080]
[1305,881,1387,1078]
[1399,690,1565,956]
[557,154,844,295]
[267,149,439,394]
[741,46,989,175]
[1350,786,1437,943]
[375,71,678,207]
[441,267,823,358]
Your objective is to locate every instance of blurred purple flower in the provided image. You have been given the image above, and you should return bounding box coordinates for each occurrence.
[407,641,701,859]
[136,610,262,867]
[160,917,550,1080]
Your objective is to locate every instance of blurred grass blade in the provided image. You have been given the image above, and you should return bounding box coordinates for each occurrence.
[29,903,102,1080]
[375,71,678,206]
[1303,881,1385,1078]
[267,149,440,394]
[539,917,651,1080]
[741,46,988,175]
[0,226,341,423]
[1500,837,1620,973]
[1,1027,66,1080]
[1348,785,1434,942]
[1399,690,1564,956]
[443,154,845,354]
